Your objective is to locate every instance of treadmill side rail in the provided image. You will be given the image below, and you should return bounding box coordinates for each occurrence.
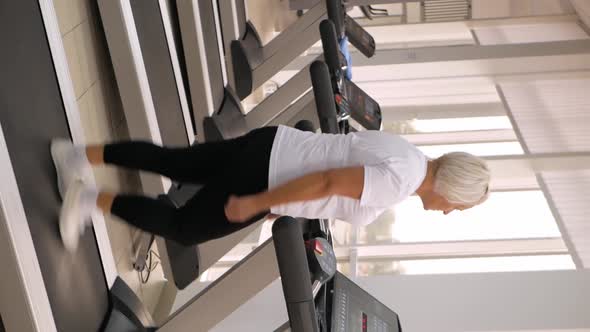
[108,277,156,331]
[231,21,263,99]
[203,87,248,141]
[272,217,320,332]
[158,238,279,332]
[310,61,339,134]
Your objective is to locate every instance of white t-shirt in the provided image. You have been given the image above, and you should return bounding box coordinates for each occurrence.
[268,125,427,226]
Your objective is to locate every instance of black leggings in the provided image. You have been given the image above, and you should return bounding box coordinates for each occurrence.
[105,127,277,246]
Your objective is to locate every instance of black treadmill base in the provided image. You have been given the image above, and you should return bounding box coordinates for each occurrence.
[231,21,263,100]
[204,87,248,141]
[0,1,109,330]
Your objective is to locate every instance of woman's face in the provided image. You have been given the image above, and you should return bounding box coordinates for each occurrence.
[419,190,472,215]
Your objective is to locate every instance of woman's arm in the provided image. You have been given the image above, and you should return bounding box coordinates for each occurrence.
[225,167,365,223]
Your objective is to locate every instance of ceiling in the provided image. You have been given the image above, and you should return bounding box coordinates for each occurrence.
[499,78,590,269]
[570,0,590,31]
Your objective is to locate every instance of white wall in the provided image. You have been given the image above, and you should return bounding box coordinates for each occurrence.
[212,270,590,332]
[364,22,474,49]
[212,279,288,332]
[474,22,589,45]
[472,0,575,19]
[358,269,590,332]
[171,280,211,313]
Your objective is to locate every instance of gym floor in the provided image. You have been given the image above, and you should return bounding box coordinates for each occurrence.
[53,0,297,316]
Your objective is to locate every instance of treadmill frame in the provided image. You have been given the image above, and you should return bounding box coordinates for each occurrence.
[218,0,327,99]
[0,1,118,331]
[97,0,197,296]
[94,0,377,329]
[97,0,309,323]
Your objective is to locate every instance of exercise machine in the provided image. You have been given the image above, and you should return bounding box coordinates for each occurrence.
[161,14,382,292]
[0,2,389,330]
[118,54,390,331]
[175,0,303,142]
[97,0,341,315]
[0,1,157,331]
[272,217,403,331]
[218,0,377,99]
[97,0,317,291]
[205,1,382,141]
[97,0,382,325]
[97,0,202,287]
[154,58,388,331]
[270,57,399,330]
[97,0,380,298]
[166,4,383,293]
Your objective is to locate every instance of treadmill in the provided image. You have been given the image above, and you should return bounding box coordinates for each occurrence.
[152,21,385,332]
[1,1,389,331]
[97,0,335,320]
[271,57,400,331]
[96,0,318,289]
[170,3,382,297]
[0,1,156,331]
[1,2,274,331]
[272,217,403,332]
[217,0,377,99]
[96,0,382,328]
[211,0,378,140]
[96,0,378,299]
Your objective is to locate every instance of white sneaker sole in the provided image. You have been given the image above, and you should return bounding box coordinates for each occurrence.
[60,180,84,252]
[50,140,70,199]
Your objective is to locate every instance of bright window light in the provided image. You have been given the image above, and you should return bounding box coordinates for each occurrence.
[418,141,523,157]
[413,116,513,133]
[392,191,560,243]
[356,255,575,276]
[398,255,576,274]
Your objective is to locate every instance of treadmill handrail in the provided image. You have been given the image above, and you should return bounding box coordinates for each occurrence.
[319,20,343,79]
[326,0,346,39]
[310,61,339,135]
[272,217,320,332]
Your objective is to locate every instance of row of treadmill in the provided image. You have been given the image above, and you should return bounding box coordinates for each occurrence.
[97,0,402,331]
[0,0,401,331]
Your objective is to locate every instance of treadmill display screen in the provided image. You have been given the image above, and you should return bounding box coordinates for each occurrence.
[330,272,401,332]
[344,15,376,58]
[343,78,382,131]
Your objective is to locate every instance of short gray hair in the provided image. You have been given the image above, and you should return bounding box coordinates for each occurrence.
[433,152,491,206]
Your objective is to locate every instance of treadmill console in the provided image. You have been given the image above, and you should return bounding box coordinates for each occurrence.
[329,272,402,332]
[344,15,376,58]
[343,79,383,131]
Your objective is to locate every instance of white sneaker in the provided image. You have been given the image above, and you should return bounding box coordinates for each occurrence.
[51,139,93,199]
[59,180,95,252]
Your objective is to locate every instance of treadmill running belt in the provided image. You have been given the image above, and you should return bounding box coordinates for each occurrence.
[0,1,109,331]
[130,0,189,146]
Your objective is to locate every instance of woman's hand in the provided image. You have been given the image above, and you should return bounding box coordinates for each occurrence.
[225,195,261,223]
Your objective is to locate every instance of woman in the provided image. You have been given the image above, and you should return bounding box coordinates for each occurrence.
[52,125,490,251]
